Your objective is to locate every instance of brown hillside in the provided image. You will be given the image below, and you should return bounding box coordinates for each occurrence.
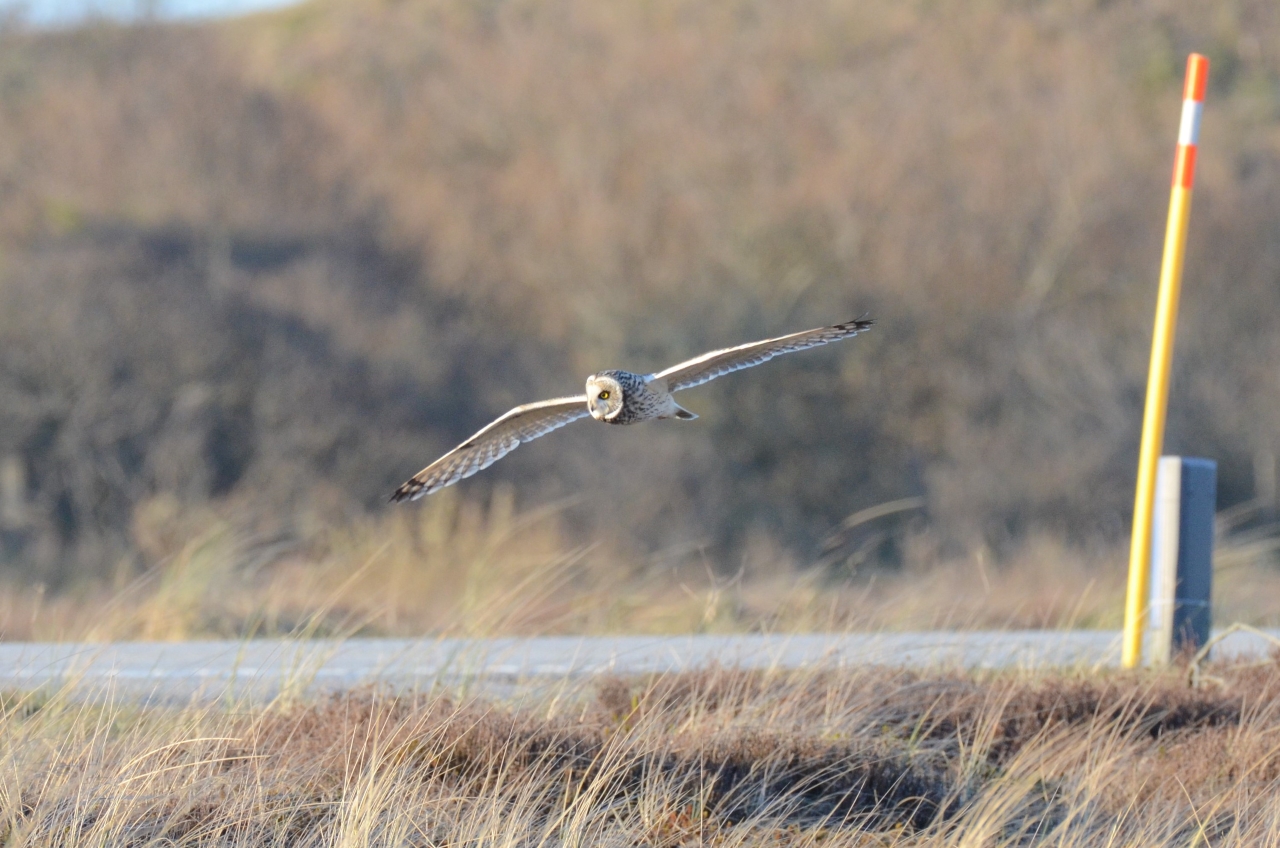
[0,0,1278,585]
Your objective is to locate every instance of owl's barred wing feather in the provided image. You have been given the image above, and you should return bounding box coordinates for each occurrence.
[650,318,873,393]
[391,397,589,501]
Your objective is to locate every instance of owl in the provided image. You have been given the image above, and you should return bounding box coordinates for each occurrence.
[391,318,873,501]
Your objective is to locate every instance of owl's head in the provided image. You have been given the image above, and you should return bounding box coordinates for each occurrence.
[586,374,624,421]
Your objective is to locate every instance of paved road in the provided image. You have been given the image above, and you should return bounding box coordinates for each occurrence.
[2,629,1277,702]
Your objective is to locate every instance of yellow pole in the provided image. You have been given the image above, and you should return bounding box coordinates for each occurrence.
[1122,54,1208,668]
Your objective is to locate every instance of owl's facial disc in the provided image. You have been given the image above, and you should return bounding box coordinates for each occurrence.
[586,376,623,420]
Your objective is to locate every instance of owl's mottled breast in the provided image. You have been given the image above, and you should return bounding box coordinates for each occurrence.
[596,369,661,425]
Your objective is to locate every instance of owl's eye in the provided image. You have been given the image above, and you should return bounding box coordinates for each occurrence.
[599,390,610,400]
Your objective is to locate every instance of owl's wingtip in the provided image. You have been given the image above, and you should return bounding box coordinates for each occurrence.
[838,315,874,331]
[389,480,424,503]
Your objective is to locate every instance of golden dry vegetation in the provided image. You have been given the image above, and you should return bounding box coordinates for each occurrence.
[6,660,1280,845]
[0,489,1278,641]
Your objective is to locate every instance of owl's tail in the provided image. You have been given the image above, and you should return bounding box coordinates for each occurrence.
[672,404,698,420]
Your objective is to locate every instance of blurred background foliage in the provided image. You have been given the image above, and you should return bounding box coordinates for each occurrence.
[0,0,1279,629]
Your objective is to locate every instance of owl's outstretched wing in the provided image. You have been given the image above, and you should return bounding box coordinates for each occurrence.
[650,318,873,393]
[391,396,589,501]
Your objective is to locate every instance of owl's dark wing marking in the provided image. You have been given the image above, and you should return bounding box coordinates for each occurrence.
[649,318,873,394]
[391,396,589,502]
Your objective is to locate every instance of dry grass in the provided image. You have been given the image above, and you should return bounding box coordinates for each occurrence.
[1,489,1277,642]
[5,659,1280,844]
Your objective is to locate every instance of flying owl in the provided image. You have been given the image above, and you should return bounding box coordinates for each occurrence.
[391,318,873,502]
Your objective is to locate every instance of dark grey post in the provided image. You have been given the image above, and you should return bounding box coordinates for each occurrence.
[1148,456,1217,664]
[1172,458,1215,655]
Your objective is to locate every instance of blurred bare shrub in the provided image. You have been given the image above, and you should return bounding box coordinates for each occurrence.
[0,0,1279,589]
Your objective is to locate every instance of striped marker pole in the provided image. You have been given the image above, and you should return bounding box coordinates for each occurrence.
[1122,54,1209,669]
